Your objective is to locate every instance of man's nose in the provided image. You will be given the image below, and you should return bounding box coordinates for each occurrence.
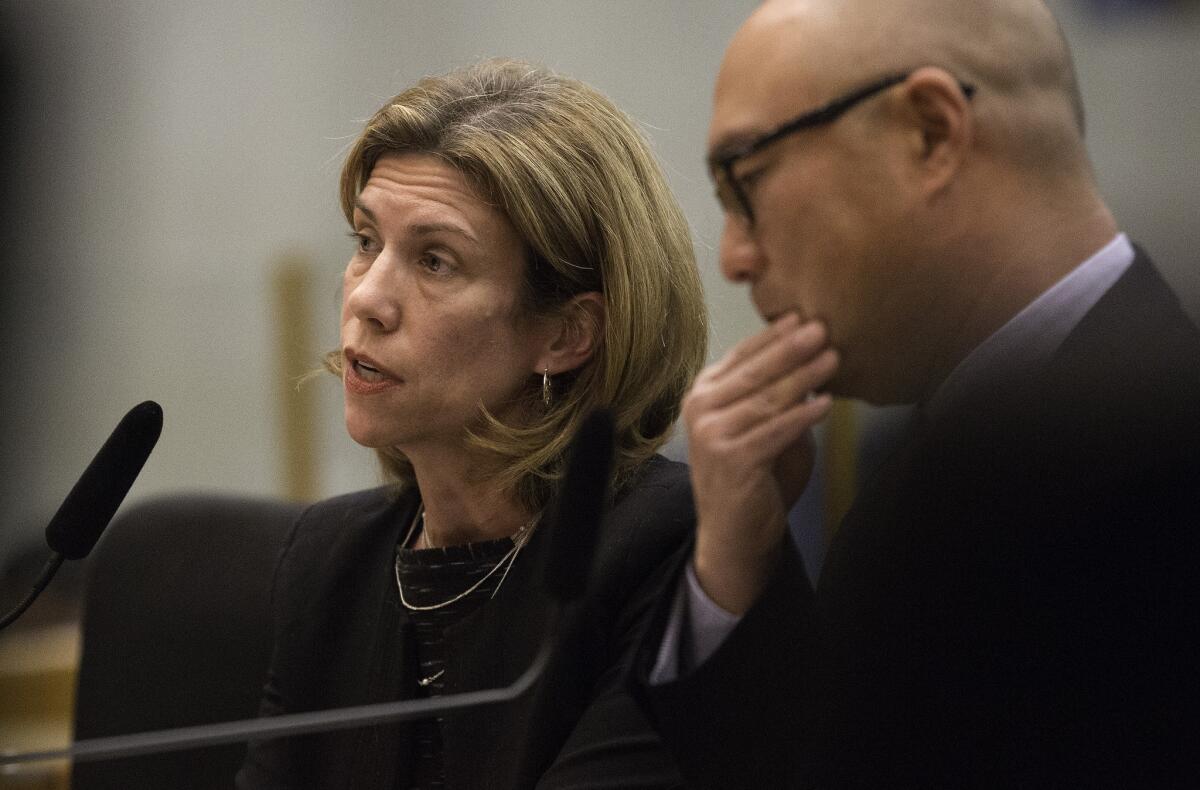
[718,215,764,283]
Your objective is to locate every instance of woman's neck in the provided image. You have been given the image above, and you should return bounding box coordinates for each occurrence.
[406,445,530,548]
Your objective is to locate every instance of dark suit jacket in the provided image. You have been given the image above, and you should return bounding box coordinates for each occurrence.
[238,455,693,790]
[635,251,1200,788]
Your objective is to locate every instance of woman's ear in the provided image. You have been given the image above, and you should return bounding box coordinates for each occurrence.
[536,291,605,376]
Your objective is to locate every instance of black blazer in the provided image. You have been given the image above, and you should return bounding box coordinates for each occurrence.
[238,455,693,790]
[635,252,1200,788]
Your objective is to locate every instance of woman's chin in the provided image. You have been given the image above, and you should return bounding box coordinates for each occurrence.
[344,414,394,449]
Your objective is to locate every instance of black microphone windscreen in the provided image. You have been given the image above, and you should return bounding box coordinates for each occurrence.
[44,400,163,560]
[544,409,614,604]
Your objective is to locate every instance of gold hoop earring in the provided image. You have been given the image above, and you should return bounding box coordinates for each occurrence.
[542,368,552,408]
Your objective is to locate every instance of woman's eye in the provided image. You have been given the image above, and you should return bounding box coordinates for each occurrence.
[421,253,448,274]
[348,231,376,253]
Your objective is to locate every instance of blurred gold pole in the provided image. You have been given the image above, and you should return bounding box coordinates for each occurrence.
[822,398,858,538]
[272,253,318,502]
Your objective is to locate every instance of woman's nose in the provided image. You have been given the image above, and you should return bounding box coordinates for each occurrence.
[344,258,401,333]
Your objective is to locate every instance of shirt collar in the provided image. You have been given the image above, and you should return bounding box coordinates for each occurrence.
[924,233,1134,421]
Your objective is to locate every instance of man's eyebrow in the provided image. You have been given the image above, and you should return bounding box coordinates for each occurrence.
[706,130,764,167]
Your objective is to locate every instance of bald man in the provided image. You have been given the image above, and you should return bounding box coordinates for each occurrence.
[632,1,1200,787]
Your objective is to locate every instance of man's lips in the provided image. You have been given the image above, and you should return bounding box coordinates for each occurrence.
[760,308,800,325]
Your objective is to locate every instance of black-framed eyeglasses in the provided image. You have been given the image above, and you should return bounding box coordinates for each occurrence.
[708,71,976,226]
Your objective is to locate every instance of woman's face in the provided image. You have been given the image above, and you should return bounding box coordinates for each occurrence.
[340,152,549,456]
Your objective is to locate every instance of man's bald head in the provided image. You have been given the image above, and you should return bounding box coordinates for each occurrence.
[709,0,1117,403]
[721,0,1087,174]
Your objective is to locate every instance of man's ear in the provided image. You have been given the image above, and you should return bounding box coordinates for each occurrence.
[900,66,974,194]
[536,291,605,376]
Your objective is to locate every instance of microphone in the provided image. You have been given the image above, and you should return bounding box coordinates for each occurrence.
[0,401,163,631]
[0,408,615,766]
[44,400,164,559]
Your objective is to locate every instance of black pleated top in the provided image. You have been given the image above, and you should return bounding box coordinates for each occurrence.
[393,534,522,789]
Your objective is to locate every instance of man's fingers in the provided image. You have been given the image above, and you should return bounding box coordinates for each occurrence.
[700,321,829,410]
[738,393,833,463]
[686,345,838,444]
[711,347,839,436]
[689,384,834,475]
[707,312,802,379]
[751,393,833,456]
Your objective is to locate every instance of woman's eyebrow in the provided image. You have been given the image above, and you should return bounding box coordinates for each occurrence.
[352,199,478,244]
[407,222,479,245]
[352,199,378,224]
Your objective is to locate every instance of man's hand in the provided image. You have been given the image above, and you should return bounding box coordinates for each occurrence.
[684,314,838,615]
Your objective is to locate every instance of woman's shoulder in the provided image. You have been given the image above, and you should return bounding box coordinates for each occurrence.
[590,455,694,586]
[277,485,416,575]
[610,454,693,523]
[297,484,411,525]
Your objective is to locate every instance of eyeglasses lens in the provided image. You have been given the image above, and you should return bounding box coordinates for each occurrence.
[713,165,753,224]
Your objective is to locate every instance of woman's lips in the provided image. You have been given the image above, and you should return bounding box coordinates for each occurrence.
[343,353,401,395]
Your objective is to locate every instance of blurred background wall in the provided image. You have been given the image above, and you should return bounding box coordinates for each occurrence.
[1,0,1197,564]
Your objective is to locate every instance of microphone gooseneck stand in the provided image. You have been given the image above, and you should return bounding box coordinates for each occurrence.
[0,554,64,631]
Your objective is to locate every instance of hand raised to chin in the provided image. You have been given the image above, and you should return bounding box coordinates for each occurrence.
[684,314,838,615]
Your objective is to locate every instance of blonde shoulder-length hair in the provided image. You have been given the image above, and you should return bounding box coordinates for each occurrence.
[332,58,707,514]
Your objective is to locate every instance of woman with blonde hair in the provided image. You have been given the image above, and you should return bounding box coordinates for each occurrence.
[237,58,706,789]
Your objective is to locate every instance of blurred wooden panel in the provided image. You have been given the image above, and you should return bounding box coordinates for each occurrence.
[0,622,77,788]
[272,254,318,502]
[822,398,857,538]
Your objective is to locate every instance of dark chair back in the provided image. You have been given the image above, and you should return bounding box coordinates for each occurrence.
[71,493,303,790]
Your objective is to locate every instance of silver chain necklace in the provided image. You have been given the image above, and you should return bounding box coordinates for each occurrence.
[394,506,537,613]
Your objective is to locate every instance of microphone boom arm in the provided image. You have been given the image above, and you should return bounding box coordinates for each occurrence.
[1,408,612,770]
[2,626,553,767]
